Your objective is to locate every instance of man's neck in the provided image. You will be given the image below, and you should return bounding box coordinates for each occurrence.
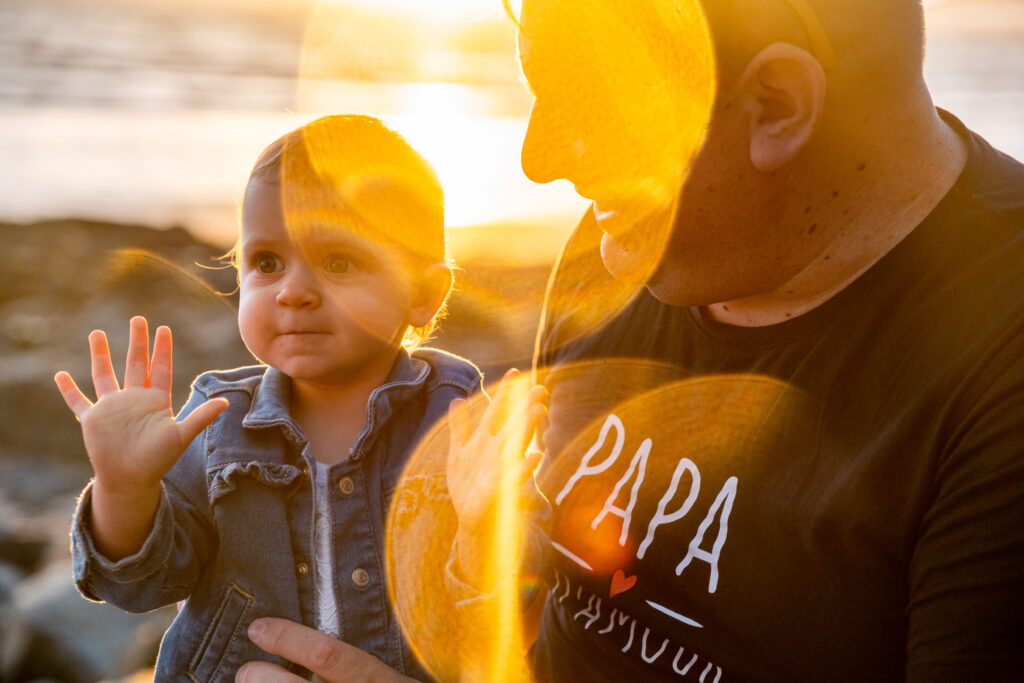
[705,102,968,327]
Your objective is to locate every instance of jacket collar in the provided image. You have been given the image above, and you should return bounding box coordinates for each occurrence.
[240,350,432,459]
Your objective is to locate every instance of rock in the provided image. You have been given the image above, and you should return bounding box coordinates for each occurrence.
[1,220,253,463]
[0,561,30,681]
[9,561,174,683]
[1,220,248,680]
[0,532,48,577]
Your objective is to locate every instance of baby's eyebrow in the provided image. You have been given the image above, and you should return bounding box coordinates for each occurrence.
[240,237,282,253]
[302,226,384,255]
[306,238,369,257]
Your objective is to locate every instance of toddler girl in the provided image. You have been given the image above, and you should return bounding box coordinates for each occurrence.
[55,115,481,681]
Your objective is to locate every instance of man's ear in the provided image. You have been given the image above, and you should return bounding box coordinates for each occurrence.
[736,42,826,172]
[409,263,453,327]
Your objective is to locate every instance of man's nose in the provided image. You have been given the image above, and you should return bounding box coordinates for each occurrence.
[275,263,321,308]
[520,100,580,185]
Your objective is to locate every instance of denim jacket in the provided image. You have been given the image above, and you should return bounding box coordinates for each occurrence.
[71,347,482,682]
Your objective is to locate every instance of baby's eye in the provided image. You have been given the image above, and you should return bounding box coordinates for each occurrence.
[324,254,355,274]
[254,254,283,274]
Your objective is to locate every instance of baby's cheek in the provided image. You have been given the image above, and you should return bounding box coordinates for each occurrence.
[236,295,266,360]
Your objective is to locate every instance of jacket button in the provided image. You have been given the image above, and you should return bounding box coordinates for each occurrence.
[351,567,370,588]
[300,463,310,478]
[338,476,355,496]
[296,562,309,578]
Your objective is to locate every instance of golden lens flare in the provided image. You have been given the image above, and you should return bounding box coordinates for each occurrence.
[386,357,816,681]
[519,0,716,344]
[295,1,717,361]
[387,373,539,683]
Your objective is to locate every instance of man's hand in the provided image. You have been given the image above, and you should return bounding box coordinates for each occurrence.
[236,618,416,683]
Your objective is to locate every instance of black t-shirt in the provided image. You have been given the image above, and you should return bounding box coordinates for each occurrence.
[531,115,1024,682]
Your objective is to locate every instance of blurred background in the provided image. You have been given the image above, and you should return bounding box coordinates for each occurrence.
[0,0,1021,680]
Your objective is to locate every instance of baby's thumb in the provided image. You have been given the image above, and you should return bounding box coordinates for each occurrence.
[518,449,543,484]
[177,398,229,444]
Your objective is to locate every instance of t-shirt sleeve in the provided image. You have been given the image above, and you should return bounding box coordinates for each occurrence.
[906,328,1024,679]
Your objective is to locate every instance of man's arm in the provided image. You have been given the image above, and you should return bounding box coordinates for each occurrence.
[905,340,1024,679]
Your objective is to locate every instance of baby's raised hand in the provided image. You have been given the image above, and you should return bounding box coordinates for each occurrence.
[55,316,228,494]
[446,369,547,580]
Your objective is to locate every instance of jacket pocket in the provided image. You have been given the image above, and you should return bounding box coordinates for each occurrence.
[189,582,253,682]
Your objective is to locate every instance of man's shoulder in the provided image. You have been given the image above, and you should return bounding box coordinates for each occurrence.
[933,122,1024,306]
[949,114,1024,230]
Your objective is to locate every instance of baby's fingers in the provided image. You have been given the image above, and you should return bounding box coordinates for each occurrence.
[448,398,473,451]
[89,330,120,397]
[522,386,548,436]
[482,369,519,434]
[482,368,523,435]
[176,398,229,447]
[496,384,548,452]
[54,371,93,418]
[519,449,544,485]
[123,316,150,389]
[148,325,174,393]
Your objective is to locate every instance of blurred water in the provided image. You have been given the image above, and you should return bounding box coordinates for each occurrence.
[0,0,303,110]
[0,0,1021,246]
[924,35,1024,157]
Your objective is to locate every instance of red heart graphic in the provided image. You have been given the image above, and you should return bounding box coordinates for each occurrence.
[609,569,637,597]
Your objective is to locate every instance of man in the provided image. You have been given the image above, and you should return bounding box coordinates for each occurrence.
[238,0,1024,680]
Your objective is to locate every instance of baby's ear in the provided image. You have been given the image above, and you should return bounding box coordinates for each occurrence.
[409,263,453,327]
[736,42,827,172]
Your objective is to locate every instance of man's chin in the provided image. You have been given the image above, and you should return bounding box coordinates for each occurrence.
[599,229,707,308]
[599,231,661,286]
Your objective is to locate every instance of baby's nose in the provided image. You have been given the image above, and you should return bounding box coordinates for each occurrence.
[276,266,321,308]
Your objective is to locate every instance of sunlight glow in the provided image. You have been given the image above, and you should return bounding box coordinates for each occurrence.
[387,84,506,228]
[387,378,537,682]
[481,377,532,683]
[294,0,587,235]
[515,0,715,295]
[324,0,500,21]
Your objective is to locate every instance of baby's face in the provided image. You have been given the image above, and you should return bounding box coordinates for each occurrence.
[237,177,417,387]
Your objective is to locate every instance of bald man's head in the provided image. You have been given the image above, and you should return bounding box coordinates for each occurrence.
[703,0,926,100]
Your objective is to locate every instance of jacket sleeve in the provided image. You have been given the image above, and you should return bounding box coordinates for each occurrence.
[70,384,218,612]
